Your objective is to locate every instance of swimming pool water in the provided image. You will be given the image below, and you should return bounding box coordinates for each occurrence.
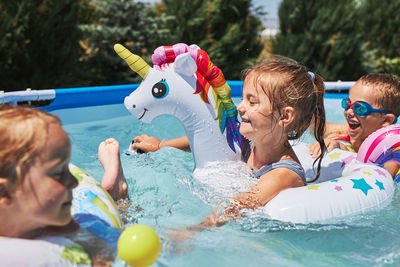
[56,98,400,267]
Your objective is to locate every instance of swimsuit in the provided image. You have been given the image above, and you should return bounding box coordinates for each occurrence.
[241,140,306,182]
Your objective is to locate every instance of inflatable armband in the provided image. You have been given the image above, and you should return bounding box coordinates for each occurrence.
[357,125,400,165]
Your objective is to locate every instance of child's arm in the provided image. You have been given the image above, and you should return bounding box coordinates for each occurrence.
[384,161,400,180]
[308,121,350,158]
[130,135,190,152]
[200,168,304,227]
[309,137,349,158]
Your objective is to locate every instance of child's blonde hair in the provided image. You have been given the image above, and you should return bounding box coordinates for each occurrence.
[0,105,62,189]
[357,73,400,117]
[242,58,326,182]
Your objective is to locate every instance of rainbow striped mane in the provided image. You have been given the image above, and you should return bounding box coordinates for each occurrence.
[151,43,242,152]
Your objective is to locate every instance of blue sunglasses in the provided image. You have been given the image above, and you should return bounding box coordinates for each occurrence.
[341,98,397,124]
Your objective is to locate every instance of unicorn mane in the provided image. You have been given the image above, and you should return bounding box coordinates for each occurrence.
[151,43,243,152]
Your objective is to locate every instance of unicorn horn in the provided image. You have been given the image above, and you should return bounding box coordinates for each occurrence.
[114,44,150,78]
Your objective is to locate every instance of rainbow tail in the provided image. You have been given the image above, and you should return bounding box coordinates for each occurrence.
[212,81,242,153]
[216,98,243,152]
[223,112,243,153]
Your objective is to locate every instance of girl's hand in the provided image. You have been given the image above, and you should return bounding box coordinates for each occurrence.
[308,138,341,158]
[200,204,241,227]
[200,213,223,227]
[130,134,162,152]
[166,227,196,243]
[130,135,190,153]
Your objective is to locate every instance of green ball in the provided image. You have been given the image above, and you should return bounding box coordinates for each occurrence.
[117,225,161,267]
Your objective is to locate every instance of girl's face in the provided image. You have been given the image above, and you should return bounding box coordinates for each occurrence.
[237,73,278,143]
[11,122,78,230]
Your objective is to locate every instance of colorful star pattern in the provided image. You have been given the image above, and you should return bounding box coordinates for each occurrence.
[362,171,372,176]
[351,178,373,196]
[341,155,356,167]
[329,152,342,161]
[334,186,343,191]
[375,179,385,190]
[330,179,339,182]
[375,168,386,176]
[307,185,320,190]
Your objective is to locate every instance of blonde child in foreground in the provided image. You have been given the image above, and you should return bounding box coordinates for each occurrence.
[133,59,327,227]
[0,105,128,266]
[309,73,400,179]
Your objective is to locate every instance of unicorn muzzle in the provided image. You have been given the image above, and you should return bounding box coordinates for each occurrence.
[124,96,149,121]
[124,96,136,113]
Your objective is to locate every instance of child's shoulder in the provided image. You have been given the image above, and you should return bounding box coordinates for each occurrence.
[255,159,306,183]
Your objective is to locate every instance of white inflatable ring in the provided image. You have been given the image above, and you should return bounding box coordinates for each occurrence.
[264,145,395,223]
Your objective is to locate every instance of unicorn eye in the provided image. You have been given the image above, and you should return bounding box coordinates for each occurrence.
[152,79,169,99]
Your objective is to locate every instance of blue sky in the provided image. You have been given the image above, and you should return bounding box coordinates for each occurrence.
[253,0,281,28]
[137,0,282,28]
[253,0,281,19]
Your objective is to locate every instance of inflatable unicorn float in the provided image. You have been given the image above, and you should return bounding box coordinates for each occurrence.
[114,43,242,169]
[114,43,399,224]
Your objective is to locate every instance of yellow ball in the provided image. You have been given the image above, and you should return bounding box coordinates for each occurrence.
[117,225,161,267]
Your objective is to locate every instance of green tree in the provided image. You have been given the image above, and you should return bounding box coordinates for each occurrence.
[0,0,80,91]
[161,0,264,80]
[357,0,400,76]
[78,0,172,85]
[272,0,365,81]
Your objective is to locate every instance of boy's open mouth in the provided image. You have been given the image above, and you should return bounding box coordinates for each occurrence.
[62,197,73,206]
[241,118,250,123]
[348,121,360,131]
[62,200,72,206]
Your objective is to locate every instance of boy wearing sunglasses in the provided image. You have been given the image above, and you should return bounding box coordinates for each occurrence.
[309,73,400,178]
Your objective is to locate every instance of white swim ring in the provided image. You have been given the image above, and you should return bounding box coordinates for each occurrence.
[262,144,395,224]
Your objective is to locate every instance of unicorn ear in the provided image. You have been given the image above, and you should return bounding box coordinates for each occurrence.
[189,44,200,50]
[175,53,197,77]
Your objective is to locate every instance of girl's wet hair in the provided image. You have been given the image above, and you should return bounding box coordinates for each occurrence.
[0,105,62,190]
[241,58,326,182]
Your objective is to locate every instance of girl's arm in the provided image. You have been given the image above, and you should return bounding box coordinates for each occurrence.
[200,168,304,227]
[130,135,190,152]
